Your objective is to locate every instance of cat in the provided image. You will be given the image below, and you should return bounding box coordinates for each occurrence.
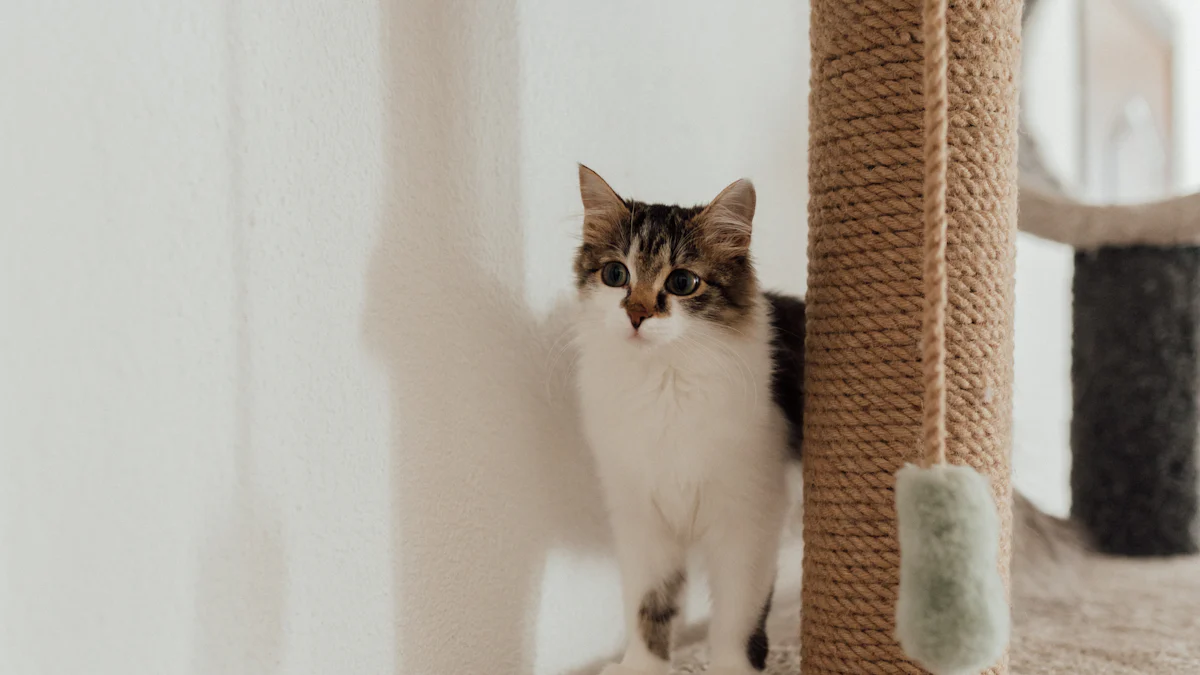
[572,165,806,675]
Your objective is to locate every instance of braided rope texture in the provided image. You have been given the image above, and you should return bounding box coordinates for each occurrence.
[802,1,1020,673]
[921,0,949,468]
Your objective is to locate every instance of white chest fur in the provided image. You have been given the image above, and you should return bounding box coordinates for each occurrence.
[575,315,788,540]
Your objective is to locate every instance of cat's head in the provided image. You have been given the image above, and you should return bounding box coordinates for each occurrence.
[573,165,759,348]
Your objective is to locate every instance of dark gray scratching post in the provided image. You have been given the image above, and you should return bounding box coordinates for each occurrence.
[1072,246,1200,556]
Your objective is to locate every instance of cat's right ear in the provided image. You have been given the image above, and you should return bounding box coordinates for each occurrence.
[578,164,628,244]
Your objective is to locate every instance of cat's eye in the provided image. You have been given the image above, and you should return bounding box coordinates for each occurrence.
[600,262,629,287]
[665,269,701,296]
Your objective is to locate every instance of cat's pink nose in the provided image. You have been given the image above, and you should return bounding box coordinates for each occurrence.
[627,305,652,329]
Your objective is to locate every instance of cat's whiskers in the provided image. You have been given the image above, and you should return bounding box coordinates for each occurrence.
[685,329,760,413]
[543,321,589,404]
[543,331,575,400]
[673,227,703,257]
[707,321,768,412]
[677,332,740,391]
[674,334,742,397]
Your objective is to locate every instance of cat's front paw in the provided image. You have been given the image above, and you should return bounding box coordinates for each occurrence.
[598,664,659,675]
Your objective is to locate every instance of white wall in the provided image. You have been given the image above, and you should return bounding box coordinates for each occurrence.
[1012,0,1082,517]
[1172,0,1200,190]
[1,2,808,674]
[2,2,394,673]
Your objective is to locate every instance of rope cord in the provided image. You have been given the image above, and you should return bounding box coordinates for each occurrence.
[921,0,950,468]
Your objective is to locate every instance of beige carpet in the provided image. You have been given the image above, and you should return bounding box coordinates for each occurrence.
[668,498,1200,674]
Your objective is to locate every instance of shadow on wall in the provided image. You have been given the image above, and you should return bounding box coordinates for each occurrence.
[192,2,287,673]
[365,1,609,673]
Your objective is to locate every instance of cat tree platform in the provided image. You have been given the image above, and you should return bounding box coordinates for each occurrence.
[667,501,1200,674]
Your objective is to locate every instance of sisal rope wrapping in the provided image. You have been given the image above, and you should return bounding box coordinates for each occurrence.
[802,1,1020,672]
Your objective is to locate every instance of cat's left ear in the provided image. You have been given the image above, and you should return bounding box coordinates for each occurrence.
[578,164,629,244]
[698,178,756,254]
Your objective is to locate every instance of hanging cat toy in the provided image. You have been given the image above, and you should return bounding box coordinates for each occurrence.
[894,0,1010,672]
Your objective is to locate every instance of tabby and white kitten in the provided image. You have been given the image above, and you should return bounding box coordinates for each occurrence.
[573,166,805,675]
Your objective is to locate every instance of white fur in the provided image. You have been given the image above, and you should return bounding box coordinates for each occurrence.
[576,275,790,674]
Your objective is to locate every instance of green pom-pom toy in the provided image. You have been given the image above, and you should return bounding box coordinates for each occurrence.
[895,464,1009,674]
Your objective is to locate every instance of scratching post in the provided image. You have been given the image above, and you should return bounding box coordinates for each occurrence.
[1071,247,1200,556]
[803,0,1020,672]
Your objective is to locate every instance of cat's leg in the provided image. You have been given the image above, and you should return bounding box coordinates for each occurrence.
[702,499,784,674]
[600,510,686,675]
